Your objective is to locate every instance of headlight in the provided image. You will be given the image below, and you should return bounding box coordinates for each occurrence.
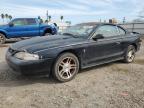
[14,52,39,60]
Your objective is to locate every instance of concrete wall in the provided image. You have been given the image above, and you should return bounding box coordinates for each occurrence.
[48,21,71,32]
[119,23,144,34]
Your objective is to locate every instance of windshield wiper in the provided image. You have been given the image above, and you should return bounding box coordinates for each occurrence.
[62,33,78,38]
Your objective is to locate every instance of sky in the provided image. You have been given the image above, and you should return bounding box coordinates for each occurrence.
[0,0,144,24]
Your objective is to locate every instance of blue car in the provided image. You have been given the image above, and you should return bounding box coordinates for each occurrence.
[0,18,57,44]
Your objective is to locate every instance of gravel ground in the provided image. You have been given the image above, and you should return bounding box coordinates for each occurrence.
[0,40,144,108]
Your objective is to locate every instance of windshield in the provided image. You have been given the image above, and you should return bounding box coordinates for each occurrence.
[61,25,95,38]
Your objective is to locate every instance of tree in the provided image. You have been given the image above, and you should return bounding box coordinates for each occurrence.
[5,14,8,18]
[40,19,43,23]
[60,16,64,22]
[45,20,48,23]
[48,16,51,22]
[8,15,12,21]
[1,14,5,23]
[5,14,9,22]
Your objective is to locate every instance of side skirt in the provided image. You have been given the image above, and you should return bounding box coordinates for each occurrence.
[81,57,124,69]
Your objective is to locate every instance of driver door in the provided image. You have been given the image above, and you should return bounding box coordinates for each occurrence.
[84,25,124,67]
[6,18,30,37]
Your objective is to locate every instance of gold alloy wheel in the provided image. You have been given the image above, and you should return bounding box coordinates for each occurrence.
[58,57,77,80]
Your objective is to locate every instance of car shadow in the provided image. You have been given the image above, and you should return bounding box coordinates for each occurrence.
[0,61,122,87]
[0,74,59,87]
[0,40,18,47]
[0,39,23,48]
[0,62,59,87]
[6,40,18,44]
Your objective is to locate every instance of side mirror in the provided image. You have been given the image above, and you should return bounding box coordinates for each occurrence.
[9,22,14,27]
[93,34,104,41]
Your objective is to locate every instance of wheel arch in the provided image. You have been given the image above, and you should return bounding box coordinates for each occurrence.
[0,31,7,38]
[49,49,82,76]
[51,49,82,70]
[131,43,137,51]
[43,28,52,35]
[58,49,81,67]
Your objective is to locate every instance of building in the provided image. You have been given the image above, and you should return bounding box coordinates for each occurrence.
[48,20,71,32]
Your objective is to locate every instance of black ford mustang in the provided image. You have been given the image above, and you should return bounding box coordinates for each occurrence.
[6,23,142,82]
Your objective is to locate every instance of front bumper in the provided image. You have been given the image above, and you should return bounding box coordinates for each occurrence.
[6,51,54,75]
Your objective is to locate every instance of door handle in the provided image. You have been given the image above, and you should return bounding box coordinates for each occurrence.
[115,42,121,44]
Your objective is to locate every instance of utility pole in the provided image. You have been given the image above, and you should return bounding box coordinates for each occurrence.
[46,10,49,22]
[123,17,126,24]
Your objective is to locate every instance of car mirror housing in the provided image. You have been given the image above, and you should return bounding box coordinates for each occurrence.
[93,34,104,41]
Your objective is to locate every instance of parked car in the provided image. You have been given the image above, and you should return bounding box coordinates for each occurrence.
[6,23,142,82]
[0,18,57,44]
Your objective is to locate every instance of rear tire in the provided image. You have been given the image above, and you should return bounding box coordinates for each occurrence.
[53,53,79,82]
[0,33,6,44]
[123,45,136,63]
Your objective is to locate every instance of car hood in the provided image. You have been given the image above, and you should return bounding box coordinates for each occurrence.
[11,35,86,53]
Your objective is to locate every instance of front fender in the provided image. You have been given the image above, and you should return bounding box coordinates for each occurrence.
[41,25,57,35]
[36,45,84,63]
[39,25,51,35]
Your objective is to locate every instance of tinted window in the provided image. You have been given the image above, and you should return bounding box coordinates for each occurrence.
[118,27,126,35]
[26,19,37,25]
[12,19,26,26]
[95,25,119,37]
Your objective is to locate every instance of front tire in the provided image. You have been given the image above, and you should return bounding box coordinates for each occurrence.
[44,32,52,36]
[53,53,79,82]
[0,33,6,44]
[123,45,136,63]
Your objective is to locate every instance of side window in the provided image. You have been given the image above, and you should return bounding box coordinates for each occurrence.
[118,27,126,35]
[26,19,37,25]
[12,19,26,26]
[95,25,119,38]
